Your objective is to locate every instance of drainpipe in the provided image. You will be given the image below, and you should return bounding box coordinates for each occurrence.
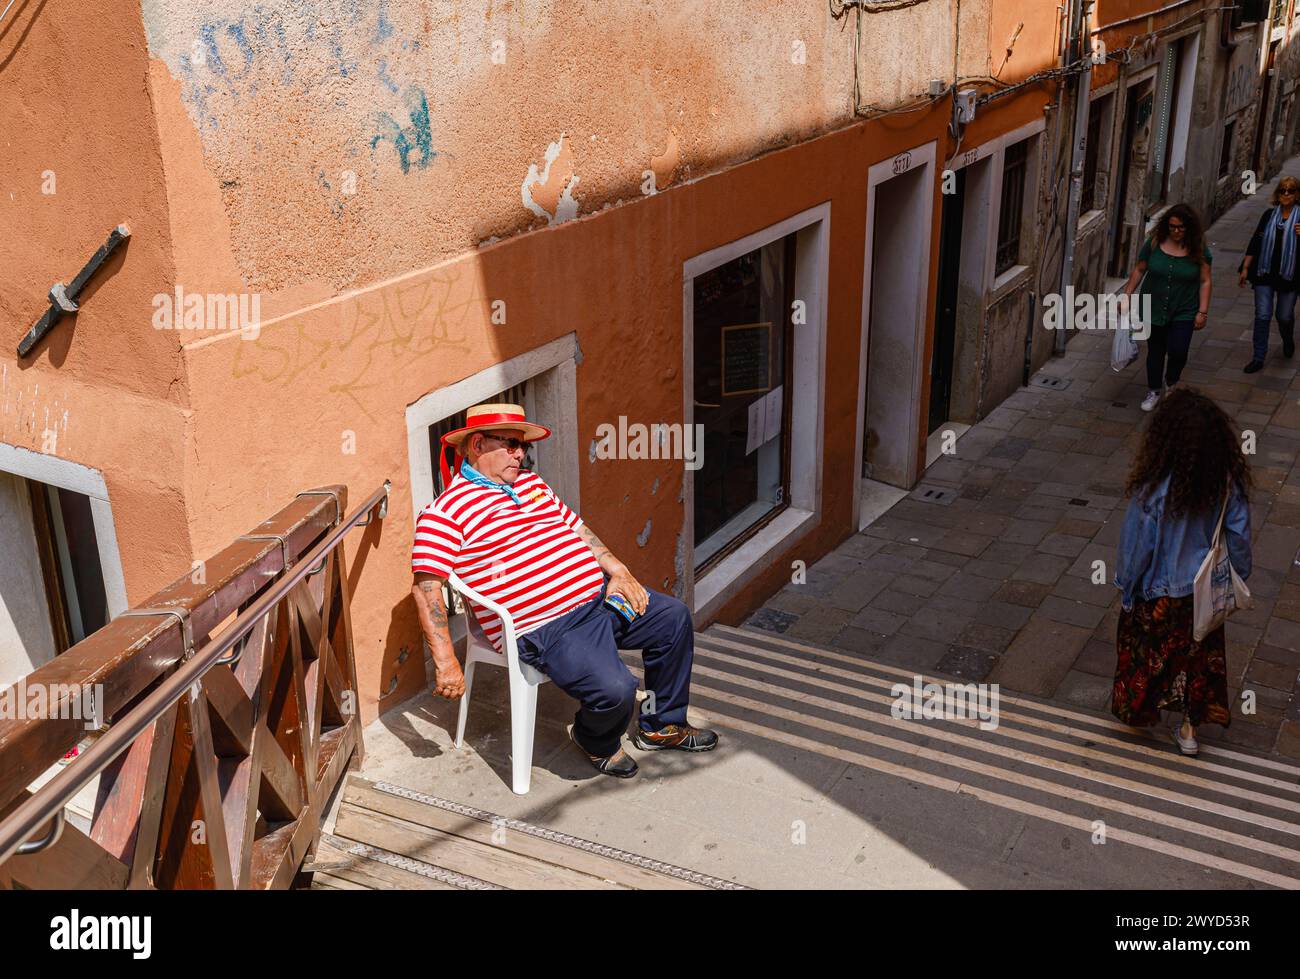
[1055,0,1093,357]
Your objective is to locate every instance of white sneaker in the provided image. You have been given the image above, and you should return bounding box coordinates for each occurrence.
[1172,725,1199,757]
[1140,390,1162,412]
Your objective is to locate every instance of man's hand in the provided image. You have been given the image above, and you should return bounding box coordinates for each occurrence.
[431,654,465,700]
[412,574,465,700]
[577,524,649,614]
[607,569,649,615]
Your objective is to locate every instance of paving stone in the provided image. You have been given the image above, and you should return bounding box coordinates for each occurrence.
[956,621,1018,654]
[892,574,942,598]
[901,609,972,645]
[1277,718,1300,761]
[1037,533,1092,559]
[1000,519,1055,546]
[987,616,1093,698]
[1263,615,1300,652]
[973,601,1034,632]
[1246,653,1300,690]
[870,589,928,616]
[934,645,999,682]
[1011,551,1073,585]
[831,627,887,656]
[983,542,1036,565]
[1211,719,1278,752]
[1053,670,1112,711]
[847,605,908,637]
[747,608,798,634]
[927,531,995,558]
[1036,596,1109,630]
[994,580,1052,608]
[786,605,856,643]
[1073,638,1118,678]
[874,634,950,672]
[1050,573,1117,607]
[936,571,1004,602]
[963,557,1020,580]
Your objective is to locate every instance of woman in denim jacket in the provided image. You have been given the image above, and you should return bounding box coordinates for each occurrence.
[1112,388,1252,756]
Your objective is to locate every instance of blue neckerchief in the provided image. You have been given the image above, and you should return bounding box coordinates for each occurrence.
[1259,204,1299,279]
[459,459,524,505]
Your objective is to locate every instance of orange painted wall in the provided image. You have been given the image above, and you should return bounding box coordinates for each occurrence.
[0,0,195,606]
[990,0,1063,81]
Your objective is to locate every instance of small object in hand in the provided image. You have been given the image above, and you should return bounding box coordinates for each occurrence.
[605,592,638,622]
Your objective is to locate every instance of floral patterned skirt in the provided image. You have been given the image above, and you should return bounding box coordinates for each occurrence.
[1111,594,1231,728]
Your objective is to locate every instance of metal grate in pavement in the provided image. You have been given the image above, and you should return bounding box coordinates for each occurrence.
[1030,374,1072,391]
[910,483,956,506]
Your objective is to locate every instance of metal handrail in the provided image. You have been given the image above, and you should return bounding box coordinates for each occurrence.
[0,480,390,867]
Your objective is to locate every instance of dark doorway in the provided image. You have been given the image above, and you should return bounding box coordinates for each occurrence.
[1109,81,1154,276]
[929,167,966,434]
[1252,40,1279,174]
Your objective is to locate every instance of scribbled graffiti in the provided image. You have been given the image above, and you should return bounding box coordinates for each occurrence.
[228,267,480,419]
[1226,63,1256,117]
[370,87,437,174]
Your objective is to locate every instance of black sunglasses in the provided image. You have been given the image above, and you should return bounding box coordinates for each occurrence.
[480,434,528,452]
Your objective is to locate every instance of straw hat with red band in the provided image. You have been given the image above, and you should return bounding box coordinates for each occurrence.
[438,403,551,490]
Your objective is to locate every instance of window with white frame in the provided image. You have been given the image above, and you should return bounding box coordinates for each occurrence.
[995,138,1030,276]
[683,204,829,616]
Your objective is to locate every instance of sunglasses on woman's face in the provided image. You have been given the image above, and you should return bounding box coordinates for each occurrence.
[1168,222,1185,230]
[1282,188,1299,196]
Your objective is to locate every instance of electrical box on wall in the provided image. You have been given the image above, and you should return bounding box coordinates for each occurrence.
[954,89,977,125]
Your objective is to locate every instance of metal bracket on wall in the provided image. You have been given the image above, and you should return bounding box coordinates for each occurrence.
[17,224,131,357]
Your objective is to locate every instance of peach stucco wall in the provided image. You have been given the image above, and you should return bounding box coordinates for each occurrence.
[1,0,195,605]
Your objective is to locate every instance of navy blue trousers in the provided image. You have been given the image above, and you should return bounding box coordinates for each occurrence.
[516,582,695,757]
[1145,318,1195,390]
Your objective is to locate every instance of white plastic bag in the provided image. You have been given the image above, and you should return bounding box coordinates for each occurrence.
[1110,300,1140,373]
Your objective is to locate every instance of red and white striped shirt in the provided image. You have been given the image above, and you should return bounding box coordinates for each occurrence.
[411,471,604,651]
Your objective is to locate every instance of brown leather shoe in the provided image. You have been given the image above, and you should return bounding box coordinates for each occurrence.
[570,729,638,778]
[633,723,719,752]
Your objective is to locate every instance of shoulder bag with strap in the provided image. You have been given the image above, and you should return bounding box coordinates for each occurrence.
[1192,484,1253,642]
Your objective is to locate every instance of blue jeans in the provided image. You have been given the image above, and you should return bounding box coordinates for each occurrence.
[516,582,695,756]
[1145,318,1195,391]
[1252,283,1297,361]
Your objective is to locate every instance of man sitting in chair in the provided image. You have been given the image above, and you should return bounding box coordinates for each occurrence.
[410,403,718,779]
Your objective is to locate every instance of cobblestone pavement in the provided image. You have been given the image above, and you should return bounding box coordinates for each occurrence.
[746,161,1300,761]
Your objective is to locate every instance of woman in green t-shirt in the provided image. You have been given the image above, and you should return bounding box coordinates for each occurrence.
[1120,203,1214,412]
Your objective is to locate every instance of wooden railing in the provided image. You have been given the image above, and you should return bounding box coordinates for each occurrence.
[0,481,388,889]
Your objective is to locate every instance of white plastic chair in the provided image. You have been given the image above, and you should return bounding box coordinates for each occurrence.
[448,571,549,794]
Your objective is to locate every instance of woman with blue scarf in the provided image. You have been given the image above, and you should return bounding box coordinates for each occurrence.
[1238,175,1300,373]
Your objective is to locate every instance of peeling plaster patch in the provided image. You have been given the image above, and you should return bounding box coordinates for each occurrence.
[636,519,652,547]
[588,438,601,464]
[522,134,581,225]
[650,129,680,190]
[650,477,660,495]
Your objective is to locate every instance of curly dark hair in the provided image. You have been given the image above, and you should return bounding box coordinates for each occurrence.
[1125,387,1251,518]
[1151,202,1206,265]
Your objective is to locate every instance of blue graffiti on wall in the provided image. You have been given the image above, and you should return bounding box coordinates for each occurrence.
[370,87,437,173]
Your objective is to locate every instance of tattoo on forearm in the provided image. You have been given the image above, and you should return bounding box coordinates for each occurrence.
[415,579,449,630]
[580,526,612,563]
